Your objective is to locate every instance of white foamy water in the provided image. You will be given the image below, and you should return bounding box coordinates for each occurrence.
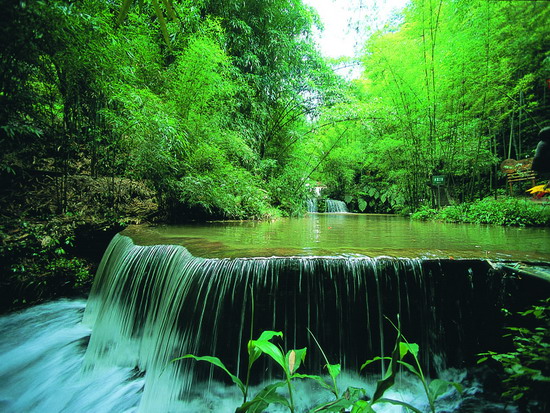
[0,300,143,413]
[0,299,519,412]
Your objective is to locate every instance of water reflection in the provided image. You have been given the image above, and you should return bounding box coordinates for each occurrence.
[122,214,550,261]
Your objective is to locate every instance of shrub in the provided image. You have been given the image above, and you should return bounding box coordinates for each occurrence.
[0,219,94,311]
[412,197,550,227]
[410,206,438,221]
[479,298,550,410]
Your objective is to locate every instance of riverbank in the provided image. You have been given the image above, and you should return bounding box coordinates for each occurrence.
[2,187,549,313]
[411,196,550,227]
[0,216,123,313]
[0,170,164,312]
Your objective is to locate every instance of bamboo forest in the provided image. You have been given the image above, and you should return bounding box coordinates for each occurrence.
[1,0,549,412]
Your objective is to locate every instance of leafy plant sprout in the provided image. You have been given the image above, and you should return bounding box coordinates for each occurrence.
[172,315,462,412]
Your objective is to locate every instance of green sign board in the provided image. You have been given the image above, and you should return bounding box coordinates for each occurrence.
[432,175,445,186]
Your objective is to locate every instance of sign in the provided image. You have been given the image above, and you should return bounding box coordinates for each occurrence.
[432,175,445,186]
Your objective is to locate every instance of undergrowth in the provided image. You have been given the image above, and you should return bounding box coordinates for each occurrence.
[411,197,550,227]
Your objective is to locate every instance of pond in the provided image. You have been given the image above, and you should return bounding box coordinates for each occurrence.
[122,213,550,261]
[3,214,549,413]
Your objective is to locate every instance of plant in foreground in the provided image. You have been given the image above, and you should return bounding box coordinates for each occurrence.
[173,330,306,412]
[173,320,462,412]
[478,298,550,408]
[308,318,462,413]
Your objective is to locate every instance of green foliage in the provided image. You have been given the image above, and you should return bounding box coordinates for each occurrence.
[303,0,549,210]
[0,219,93,311]
[266,164,311,217]
[410,206,438,221]
[175,321,461,413]
[478,299,550,407]
[357,319,461,413]
[3,0,548,221]
[174,330,305,412]
[167,166,278,220]
[411,197,550,226]
[1,0,336,221]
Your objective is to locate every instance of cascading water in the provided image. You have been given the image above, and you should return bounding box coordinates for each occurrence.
[1,233,548,412]
[306,198,318,213]
[325,199,348,213]
[0,300,144,412]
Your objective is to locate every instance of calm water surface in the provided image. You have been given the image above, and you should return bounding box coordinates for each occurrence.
[122,213,550,261]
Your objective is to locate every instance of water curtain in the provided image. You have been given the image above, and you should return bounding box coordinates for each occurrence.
[306,198,318,213]
[325,199,348,213]
[83,234,514,412]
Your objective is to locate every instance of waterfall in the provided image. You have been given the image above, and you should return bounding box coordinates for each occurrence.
[306,198,318,212]
[0,300,144,412]
[78,234,530,412]
[325,199,348,213]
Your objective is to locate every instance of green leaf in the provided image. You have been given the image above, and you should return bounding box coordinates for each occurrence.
[399,342,419,359]
[257,330,284,342]
[396,360,421,378]
[249,339,286,371]
[371,326,402,403]
[360,356,391,371]
[451,382,464,394]
[248,331,283,366]
[311,387,366,412]
[236,381,288,413]
[291,373,334,392]
[428,379,452,400]
[376,398,424,413]
[312,398,354,412]
[327,363,341,383]
[172,355,245,395]
[371,374,395,403]
[351,400,375,413]
[358,198,367,212]
[286,347,307,374]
